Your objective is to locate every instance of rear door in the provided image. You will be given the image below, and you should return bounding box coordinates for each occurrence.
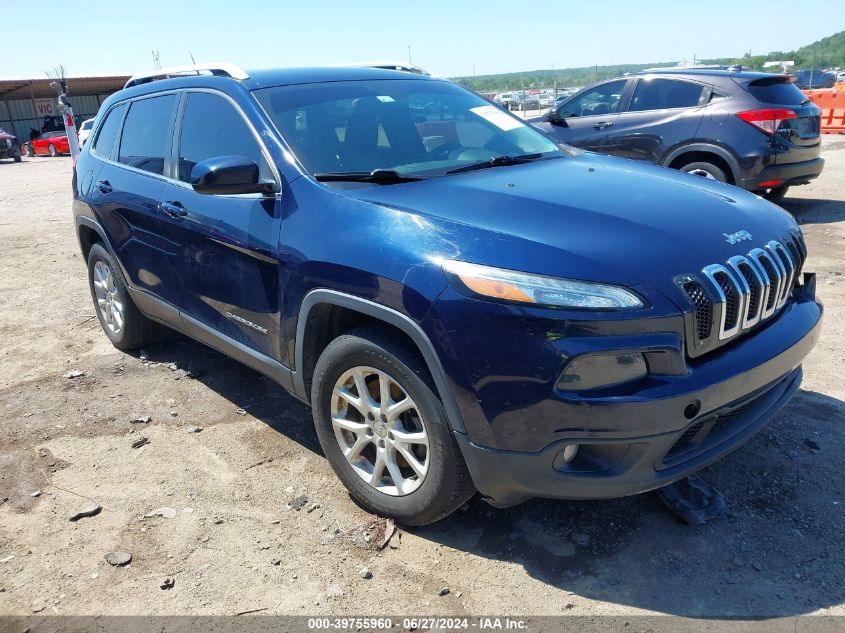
[604,77,707,162]
[157,90,285,362]
[743,76,821,165]
[87,94,180,308]
[534,79,629,151]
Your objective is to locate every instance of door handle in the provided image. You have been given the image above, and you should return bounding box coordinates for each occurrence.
[96,180,112,194]
[593,121,613,130]
[159,201,188,219]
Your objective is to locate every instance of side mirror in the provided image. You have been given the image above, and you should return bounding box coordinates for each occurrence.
[545,108,562,124]
[190,155,275,195]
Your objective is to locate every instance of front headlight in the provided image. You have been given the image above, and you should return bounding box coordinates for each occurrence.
[442,260,644,310]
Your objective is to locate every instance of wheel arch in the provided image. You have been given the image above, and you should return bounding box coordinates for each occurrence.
[663,143,740,185]
[294,289,466,433]
[77,219,104,261]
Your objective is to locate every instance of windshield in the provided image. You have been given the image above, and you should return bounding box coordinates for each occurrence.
[253,79,561,180]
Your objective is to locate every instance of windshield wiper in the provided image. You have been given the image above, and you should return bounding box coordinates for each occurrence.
[313,169,424,184]
[444,153,550,175]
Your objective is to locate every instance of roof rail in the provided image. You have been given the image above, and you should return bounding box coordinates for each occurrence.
[329,60,430,76]
[124,63,249,89]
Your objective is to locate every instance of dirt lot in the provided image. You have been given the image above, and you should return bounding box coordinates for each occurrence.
[0,145,843,620]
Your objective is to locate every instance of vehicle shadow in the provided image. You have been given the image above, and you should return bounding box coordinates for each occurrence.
[408,388,845,617]
[136,338,844,616]
[138,334,321,455]
[779,197,845,225]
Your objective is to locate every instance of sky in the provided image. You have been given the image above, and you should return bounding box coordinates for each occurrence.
[3,0,842,79]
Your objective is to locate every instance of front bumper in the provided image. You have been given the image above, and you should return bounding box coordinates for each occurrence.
[740,157,824,191]
[452,282,822,507]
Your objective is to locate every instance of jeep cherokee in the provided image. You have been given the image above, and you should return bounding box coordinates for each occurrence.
[72,64,822,525]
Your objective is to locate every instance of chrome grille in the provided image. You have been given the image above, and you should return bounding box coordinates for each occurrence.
[681,237,802,351]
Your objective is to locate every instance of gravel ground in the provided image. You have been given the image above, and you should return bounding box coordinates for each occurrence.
[0,144,843,619]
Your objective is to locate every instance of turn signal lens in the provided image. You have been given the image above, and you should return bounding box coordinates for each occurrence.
[442,260,644,310]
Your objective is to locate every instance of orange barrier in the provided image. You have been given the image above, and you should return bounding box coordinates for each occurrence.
[803,89,845,134]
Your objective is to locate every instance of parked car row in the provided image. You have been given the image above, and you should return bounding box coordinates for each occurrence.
[1,117,96,163]
[492,90,576,111]
[530,67,824,201]
[21,130,71,157]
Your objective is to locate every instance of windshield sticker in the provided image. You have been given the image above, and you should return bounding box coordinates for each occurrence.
[376,95,395,103]
[470,105,524,131]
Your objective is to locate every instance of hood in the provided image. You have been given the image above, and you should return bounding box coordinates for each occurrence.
[343,153,799,300]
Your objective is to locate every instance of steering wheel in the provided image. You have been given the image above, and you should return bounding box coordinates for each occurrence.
[428,142,465,161]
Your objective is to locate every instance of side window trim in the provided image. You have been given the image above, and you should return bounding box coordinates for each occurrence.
[90,102,128,161]
[172,88,281,194]
[113,91,180,179]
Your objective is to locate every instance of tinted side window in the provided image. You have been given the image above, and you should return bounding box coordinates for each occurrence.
[177,92,271,183]
[559,80,627,118]
[92,103,126,159]
[629,79,704,112]
[118,95,177,175]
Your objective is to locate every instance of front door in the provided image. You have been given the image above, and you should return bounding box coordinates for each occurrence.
[536,79,629,152]
[157,90,285,362]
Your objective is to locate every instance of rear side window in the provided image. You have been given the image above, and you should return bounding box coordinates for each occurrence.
[747,79,807,106]
[92,103,126,159]
[118,95,177,175]
[629,79,704,112]
[176,92,272,183]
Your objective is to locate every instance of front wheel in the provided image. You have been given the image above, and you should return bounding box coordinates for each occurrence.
[311,326,475,526]
[11,147,21,162]
[48,143,57,157]
[24,144,34,157]
[679,161,727,182]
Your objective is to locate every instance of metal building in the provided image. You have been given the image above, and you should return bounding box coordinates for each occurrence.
[0,75,128,141]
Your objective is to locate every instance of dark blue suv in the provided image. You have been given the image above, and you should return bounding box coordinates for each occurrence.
[73,64,822,525]
[531,69,824,203]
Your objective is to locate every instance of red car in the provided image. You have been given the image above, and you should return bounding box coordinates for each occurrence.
[23,131,70,157]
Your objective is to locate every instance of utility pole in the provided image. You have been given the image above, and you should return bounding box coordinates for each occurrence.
[407,45,412,64]
[152,50,161,70]
[810,44,817,88]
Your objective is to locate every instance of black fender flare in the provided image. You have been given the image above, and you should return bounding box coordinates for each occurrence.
[293,289,466,433]
[75,214,111,254]
[662,143,741,183]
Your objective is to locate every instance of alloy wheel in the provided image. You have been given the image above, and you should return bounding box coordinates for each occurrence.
[93,260,124,334]
[330,366,429,496]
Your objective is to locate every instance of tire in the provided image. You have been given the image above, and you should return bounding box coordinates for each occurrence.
[311,325,475,526]
[679,161,727,183]
[24,144,34,157]
[87,243,161,350]
[48,143,57,157]
[11,148,21,163]
[763,185,790,203]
